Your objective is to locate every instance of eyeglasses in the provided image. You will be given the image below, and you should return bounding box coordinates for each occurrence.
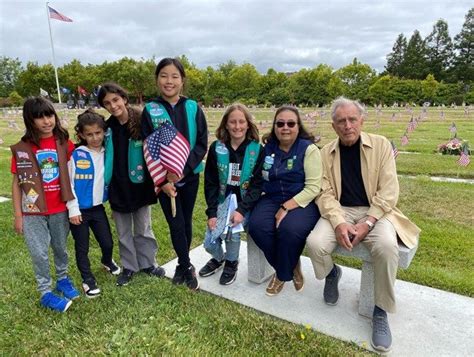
[275,121,297,128]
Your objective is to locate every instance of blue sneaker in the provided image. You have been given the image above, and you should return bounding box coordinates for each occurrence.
[40,292,72,312]
[56,277,80,300]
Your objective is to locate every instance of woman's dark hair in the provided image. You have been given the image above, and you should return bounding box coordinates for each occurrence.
[215,103,260,143]
[154,57,186,79]
[74,108,107,146]
[262,105,315,144]
[21,96,69,146]
[97,81,141,140]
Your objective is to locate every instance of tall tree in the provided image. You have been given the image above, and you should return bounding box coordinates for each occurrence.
[452,7,474,82]
[403,30,429,79]
[385,34,407,77]
[425,19,454,81]
[335,58,377,102]
[0,56,23,97]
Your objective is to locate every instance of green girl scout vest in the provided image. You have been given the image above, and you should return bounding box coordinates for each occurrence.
[145,99,204,174]
[215,140,260,203]
[103,127,145,184]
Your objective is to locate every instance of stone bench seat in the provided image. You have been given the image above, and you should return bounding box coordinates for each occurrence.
[247,233,418,318]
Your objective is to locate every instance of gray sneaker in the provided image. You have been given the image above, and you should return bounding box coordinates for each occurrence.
[323,265,341,305]
[371,314,392,352]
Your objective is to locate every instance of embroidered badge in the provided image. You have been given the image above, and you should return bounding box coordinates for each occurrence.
[77,151,87,159]
[36,151,59,184]
[17,151,29,160]
[76,159,91,170]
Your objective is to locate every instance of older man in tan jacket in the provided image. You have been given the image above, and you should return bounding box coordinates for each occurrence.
[306,97,420,353]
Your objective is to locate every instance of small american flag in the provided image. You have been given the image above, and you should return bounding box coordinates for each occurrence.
[48,6,73,22]
[144,122,190,192]
[401,134,409,146]
[457,148,470,167]
[449,122,457,133]
[407,117,417,132]
[391,140,399,159]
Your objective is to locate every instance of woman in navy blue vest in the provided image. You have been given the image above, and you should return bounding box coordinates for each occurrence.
[248,106,322,296]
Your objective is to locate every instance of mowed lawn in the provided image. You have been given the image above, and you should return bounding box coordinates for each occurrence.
[0,106,472,354]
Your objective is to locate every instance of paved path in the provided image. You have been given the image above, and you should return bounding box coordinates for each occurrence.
[163,243,474,356]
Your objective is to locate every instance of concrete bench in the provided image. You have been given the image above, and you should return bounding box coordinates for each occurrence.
[246,234,418,318]
[333,241,418,317]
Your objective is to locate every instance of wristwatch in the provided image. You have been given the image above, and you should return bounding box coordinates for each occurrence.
[365,220,375,232]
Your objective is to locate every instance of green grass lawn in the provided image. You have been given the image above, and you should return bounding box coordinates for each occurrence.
[0,106,472,354]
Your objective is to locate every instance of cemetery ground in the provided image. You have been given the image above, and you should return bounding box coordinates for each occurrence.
[0,106,472,354]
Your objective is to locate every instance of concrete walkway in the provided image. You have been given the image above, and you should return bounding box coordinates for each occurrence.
[163,242,474,356]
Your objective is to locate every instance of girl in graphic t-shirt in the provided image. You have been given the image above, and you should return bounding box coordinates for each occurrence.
[11,97,79,312]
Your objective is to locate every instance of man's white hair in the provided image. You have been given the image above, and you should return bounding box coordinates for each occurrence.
[330,96,365,121]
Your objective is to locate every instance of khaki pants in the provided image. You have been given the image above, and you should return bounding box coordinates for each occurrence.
[306,206,399,313]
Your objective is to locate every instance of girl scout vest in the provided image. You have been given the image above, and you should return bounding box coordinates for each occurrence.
[10,139,74,213]
[145,99,204,174]
[103,127,144,184]
[215,140,260,203]
[71,148,108,209]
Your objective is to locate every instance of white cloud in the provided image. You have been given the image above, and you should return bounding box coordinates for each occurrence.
[1,0,471,72]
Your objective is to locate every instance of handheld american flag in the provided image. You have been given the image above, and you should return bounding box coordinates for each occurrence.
[48,6,73,22]
[391,140,399,159]
[144,122,190,192]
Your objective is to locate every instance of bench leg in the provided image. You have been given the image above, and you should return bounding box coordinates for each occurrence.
[246,234,274,284]
[358,261,375,318]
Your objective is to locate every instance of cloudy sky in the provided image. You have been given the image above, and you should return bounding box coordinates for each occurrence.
[1,0,472,73]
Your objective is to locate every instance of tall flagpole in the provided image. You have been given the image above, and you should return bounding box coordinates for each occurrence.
[46,2,62,103]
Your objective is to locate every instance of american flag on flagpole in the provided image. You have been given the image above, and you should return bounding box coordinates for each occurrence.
[143,122,190,193]
[457,147,470,167]
[391,140,399,159]
[48,6,73,22]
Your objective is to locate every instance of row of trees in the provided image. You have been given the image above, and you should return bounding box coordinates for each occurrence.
[1,8,472,107]
[385,8,473,82]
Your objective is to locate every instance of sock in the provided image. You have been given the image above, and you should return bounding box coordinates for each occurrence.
[373,305,387,317]
[327,264,338,278]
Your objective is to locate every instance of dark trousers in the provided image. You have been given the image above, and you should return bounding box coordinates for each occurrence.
[159,174,199,269]
[70,204,114,282]
[248,196,320,281]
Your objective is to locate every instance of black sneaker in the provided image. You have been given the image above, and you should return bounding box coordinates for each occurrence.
[142,265,166,278]
[183,265,200,291]
[199,258,224,277]
[82,279,101,299]
[219,260,238,285]
[116,268,134,286]
[323,264,342,305]
[172,265,186,285]
[102,259,121,276]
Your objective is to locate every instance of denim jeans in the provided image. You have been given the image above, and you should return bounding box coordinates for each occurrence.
[204,230,241,262]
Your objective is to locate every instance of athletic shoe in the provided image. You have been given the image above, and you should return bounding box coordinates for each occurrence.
[323,265,341,305]
[183,265,199,291]
[266,274,285,296]
[102,260,121,276]
[172,265,186,285]
[82,279,101,299]
[371,313,392,352]
[199,258,224,277]
[116,269,134,286]
[219,260,238,285]
[56,277,80,300]
[40,292,72,312]
[142,265,166,278]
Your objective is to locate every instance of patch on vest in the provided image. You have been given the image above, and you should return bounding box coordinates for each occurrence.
[22,189,40,212]
[36,151,59,184]
[76,159,91,170]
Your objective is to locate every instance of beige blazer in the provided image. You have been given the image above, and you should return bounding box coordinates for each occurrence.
[316,132,420,248]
